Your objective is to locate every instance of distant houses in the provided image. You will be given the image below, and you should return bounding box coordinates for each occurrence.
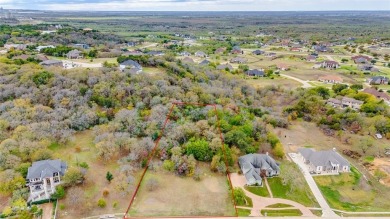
[119,59,143,74]
[298,148,350,174]
[246,69,265,77]
[199,59,210,66]
[231,46,243,54]
[352,55,372,64]
[306,55,317,62]
[36,45,55,52]
[195,51,208,58]
[252,50,265,55]
[277,63,290,71]
[40,60,63,67]
[230,57,247,64]
[147,51,165,56]
[321,61,340,69]
[73,43,90,50]
[179,51,191,57]
[217,63,233,71]
[358,64,379,72]
[367,76,389,85]
[327,97,364,110]
[66,50,83,59]
[363,88,390,104]
[318,75,343,84]
[215,47,226,54]
[182,57,194,63]
[4,43,27,51]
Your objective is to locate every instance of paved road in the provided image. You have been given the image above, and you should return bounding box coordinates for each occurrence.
[280,74,313,88]
[289,153,339,218]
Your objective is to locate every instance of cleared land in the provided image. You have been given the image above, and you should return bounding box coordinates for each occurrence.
[128,163,236,217]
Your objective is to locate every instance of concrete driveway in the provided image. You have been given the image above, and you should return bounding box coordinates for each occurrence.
[280,74,313,88]
[289,153,339,218]
[230,173,314,217]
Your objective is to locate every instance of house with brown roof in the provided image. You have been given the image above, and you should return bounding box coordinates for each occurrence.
[182,57,194,63]
[217,63,233,71]
[318,75,343,84]
[66,50,83,59]
[363,88,390,104]
[306,55,317,62]
[230,57,247,64]
[215,47,226,54]
[277,63,290,71]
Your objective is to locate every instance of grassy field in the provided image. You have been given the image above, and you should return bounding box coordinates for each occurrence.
[260,209,302,216]
[244,185,270,197]
[314,167,390,212]
[246,77,301,90]
[128,163,235,217]
[51,130,134,219]
[267,177,317,207]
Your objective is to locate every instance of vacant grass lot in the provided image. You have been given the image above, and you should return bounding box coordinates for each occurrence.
[246,77,301,90]
[314,167,390,212]
[260,209,302,216]
[128,163,236,217]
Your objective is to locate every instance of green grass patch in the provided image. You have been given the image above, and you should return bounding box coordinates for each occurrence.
[267,177,317,207]
[237,208,251,216]
[244,185,270,197]
[265,203,294,208]
[48,142,60,150]
[364,156,375,163]
[310,210,323,217]
[260,209,302,216]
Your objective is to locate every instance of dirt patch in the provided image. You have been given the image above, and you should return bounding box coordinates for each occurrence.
[370,158,390,187]
[129,164,235,217]
[41,203,53,219]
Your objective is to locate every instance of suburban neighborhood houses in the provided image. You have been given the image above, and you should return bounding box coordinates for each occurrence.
[298,148,350,174]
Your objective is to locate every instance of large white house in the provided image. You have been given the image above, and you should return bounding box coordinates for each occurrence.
[298,148,350,174]
[27,159,67,202]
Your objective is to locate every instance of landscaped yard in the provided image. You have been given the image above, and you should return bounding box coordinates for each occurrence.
[265,203,293,208]
[244,185,270,197]
[267,177,317,207]
[260,209,302,216]
[237,208,251,216]
[128,163,236,217]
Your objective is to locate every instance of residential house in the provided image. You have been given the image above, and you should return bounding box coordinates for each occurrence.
[352,55,372,64]
[341,97,364,110]
[312,45,331,53]
[277,63,290,71]
[290,47,303,52]
[298,148,350,174]
[127,41,137,47]
[318,75,343,84]
[306,55,317,62]
[215,47,226,54]
[363,88,390,104]
[368,76,389,85]
[182,57,194,63]
[216,64,233,71]
[238,153,280,186]
[199,59,210,66]
[36,45,55,52]
[73,44,90,50]
[27,159,67,202]
[246,69,265,77]
[40,60,63,67]
[230,57,247,64]
[321,61,340,69]
[179,51,191,57]
[358,65,379,72]
[195,51,208,58]
[119,60,143,74]
[326,98,342,108]
[66,50,83,59]
[125,50,144,56]
[4,44,27,51]
[252,50,265,55]
[147,51,165,56]
[231,46,243,54]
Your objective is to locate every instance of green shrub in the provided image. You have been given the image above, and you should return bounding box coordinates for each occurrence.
[97,199,106,208]
[185,138,212,161]
[162,160,175,171]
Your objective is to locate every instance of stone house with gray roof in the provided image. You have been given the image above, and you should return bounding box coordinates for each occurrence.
[238,153,280,186]
[298,148,350,174]
[27,159,67,202]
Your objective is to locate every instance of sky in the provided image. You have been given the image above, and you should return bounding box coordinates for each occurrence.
[0,0,390,11]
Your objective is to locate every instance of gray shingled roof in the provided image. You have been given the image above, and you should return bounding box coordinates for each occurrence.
[298,148,349,167]
[120,60,142,70]
[27,159,67,180]
[238,154,280,185]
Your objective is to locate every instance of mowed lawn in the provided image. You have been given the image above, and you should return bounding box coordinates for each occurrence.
[50,130,135,219]
[246,77,301,90]
[128,163,236,217]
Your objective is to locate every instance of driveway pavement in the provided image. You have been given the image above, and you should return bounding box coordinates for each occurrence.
[230,173,314,217]
[289,153,339,218]
[280,74,313,88]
